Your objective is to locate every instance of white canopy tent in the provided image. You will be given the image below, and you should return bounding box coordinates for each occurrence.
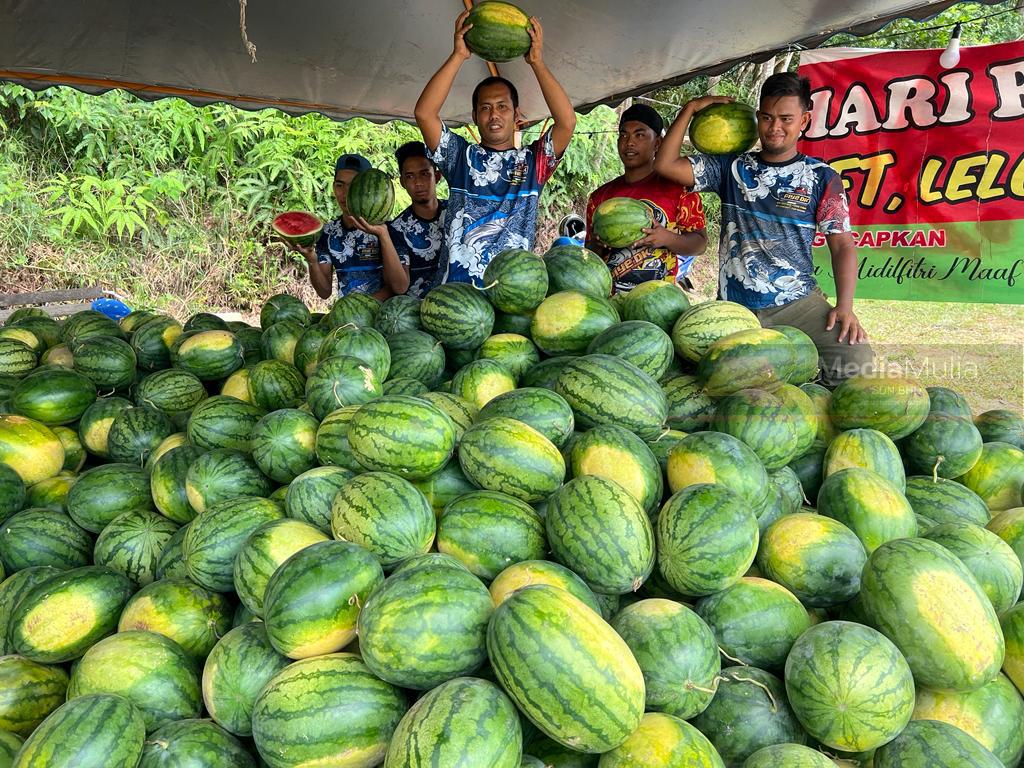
[0,0,992,123]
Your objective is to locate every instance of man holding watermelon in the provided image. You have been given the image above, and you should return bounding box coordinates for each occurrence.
[387,142,447,299]
[585,104,708,293]
[654,73,874,386]
[414,11,576,287]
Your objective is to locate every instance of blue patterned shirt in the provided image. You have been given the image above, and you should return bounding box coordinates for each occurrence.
[387,201,448,299]
[315,217,383,296]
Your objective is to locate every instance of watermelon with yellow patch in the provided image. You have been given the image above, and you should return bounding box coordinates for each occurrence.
[957,441,1024,512]
[531,291,619,356]
[597,712,725,768]
[817,468,918,554]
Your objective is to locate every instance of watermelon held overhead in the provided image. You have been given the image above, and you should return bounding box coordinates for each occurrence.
[346,168,395,225]
[463,1,532,63]
[272,211,322,248]
[689,101,758,155]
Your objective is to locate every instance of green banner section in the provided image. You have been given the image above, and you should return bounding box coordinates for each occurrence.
[812,221,1024,304]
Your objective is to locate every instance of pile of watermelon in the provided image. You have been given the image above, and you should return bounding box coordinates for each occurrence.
[0,244,1022,767]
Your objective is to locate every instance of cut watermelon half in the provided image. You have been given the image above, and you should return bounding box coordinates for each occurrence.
[272,211,323,247]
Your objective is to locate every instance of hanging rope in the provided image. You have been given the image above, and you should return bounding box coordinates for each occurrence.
[239,0,258,63]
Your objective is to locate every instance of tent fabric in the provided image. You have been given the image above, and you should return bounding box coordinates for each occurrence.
[0,0,998,124]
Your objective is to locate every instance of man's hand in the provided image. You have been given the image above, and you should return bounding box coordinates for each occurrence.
[635,224,675,249]
[685,95,735,114]
[826,306,869,344]
[524,17,543,66]
[350,217,388,239]
[274,236,315,261]
[453,10,472,60]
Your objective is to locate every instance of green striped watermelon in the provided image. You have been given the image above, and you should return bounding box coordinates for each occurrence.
[757,513,866,607]
[233,518,328,615]
[610,598,720,720]
[829,373,930,440]
[569,424,662,516]
[666,430,769,505]
[923,521,1022,613]
[249,408,319,483]
[293,324,329,377]
[324,292,381,330]
[598,712,724,768]
[383,376,428,396]
[927,385,973,418]
[385,677,521,767]
[555,354,667,440]
[743,744,834,768]
[135,369,207,420]
[698,328,798,398]
[411,461,478,516]
[347,168,395,224]
[903,412,984,479]
[531,291,619,355]
[235,327,264,365]
[477,333,541,382]
[591,197,654,247]
[358,559,493,689]
[314,405,361,471]
[0,340,36,379]
[957,441,1024,511]
[0,328,41,357]
[0,464,24,522]
[524,738,597,767]
[11,565,134,662]
[418,391,477,437]
[711,387,811,470]
[261,293,311,328]
[656,483,759,597]
[319,324,391,380]
[263,539,383,658]
[247,359,305,411]
[489,559,601,613]
[172,330,244,380]
[93,509,178,585]
[662,374,714,432]
[260,320,304,365]
[905,475,990,529]
[0,654,68,736]
[484,248,549,314]
[66,629,202,732]
[543,244,613,299]
[477,387,575,449]
[817,468,917,554]
[696,577,810,671]
[387,330,446,388]
[330,471,435,567]
[11,367,97,426]
[488,584,644,753]
[149,445,204,523]
[22,475,74,514]
[619,280,691,332]
[421,283,495,350]
[799,382,838,444]
[645,428,687,473]
[519,356,573,391]
[785,620,915,752]
[78,396,132,457]
[305,354,383,419]
[348,395,456,479]
[184,448,274,514]
[285,465,354,533]
[62,310,125,344]
[118,577,232,661]
[66,462,151,532]
[450,358,517,409]
[153,525,189,580]
[446,345,479,375]
[459,417,565,503]
[823,427,906,491]
[860,537,1004,692]
[492,310,534,336]
[874,719,1003,768]
[671,301,760,363]
[586,320,674,381]
[182,496,284,592]
[12,693,146,768]
[0,566,60,655]
[202,621,290,737]
[463,0,531,61]
[0,508,92,573]
[183,312,229,332]
[0,729,20,765]
[139,718,255,768]
[106,405,174,465]
[0,415,65,486]
[130,316,182,371]
[975,409,1024,449]
[438,490,545,580]
[988,508,1024,574]
[71,336,137,390]
[251,653,407,768]
[375,294,422,336]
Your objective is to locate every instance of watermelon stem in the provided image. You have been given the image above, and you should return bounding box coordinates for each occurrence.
[479,281,499,291]
[730,674,779,713]
[931,455,945,483]
[686,676,722,696]
[718,646,748,666]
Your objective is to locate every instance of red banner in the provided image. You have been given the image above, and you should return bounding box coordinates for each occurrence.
[798,42,1024,303]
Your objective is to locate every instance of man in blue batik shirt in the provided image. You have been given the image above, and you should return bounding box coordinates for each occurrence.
[414,11,576,286]
[387,142,448,298]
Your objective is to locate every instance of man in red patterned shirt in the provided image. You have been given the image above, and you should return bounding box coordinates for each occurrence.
[586,104,707,293]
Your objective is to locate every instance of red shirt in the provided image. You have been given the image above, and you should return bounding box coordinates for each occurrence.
[586,173,706,293]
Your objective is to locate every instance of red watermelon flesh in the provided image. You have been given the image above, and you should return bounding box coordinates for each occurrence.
[273,212,322,246]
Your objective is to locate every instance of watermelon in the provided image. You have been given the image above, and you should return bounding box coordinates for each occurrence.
[451,358,517,408]
[0,508,92,573]
[824,427,906,491]
[285,465,353,532]
[0,327,40,356]
[488,585,644,753]
[923,521,1022,613]
[184,449,273,514]
[135,369,206,420]
[324,292,380,330]
[489,559,601,614]
[656,483,759,597]
[330,471,436,567]
[905,475,990,530]
[742,745,833,767]
[131,316,183,371]
[520,356,574,391]
[689,101,758,154]
[106,405,174,465]
[927,385,972,418]
[597,712,724,768]
[757,512,866,607]
[525,739,597,767]
[555,354,668,440]
[182,496,284,592]
[22,475,74,514]
[957,441,1024,511]
[293,324,328,378]
[484,248,549,314]
[0,654,68,736]
[0,464,24,522]
[76,396,131,457]
[383,376,428,396]
[1001,602,1024,695]
[645,428,687,472]
[66,630,201,732]
[234,518,328,616]
[247,359,305,411]
[271,211,322,247]
[591,197,654,247]
[662,374,715,431]
[696,577,810,671]
[873,719,1003,768]
[0,567,60,655]
[445,345,478,375]
[712,387,812,470]
[411,462,478,517]
[421,283,495,350]
[671,300,760,363]
[62,310,126,343]
[385,677,521,767]
[11,367,96,426]
[569,424,662,516]
[773,325,819,384]
[170,330,243,381]
[66,462,151,532]
[543,244,613,298]
[12,693,146,768]
[911,673,1024,766]
[49,429,85,473]
[202,622,290,737]
[235,327,264,365]
[531,291,619,355]
[187,395,264,452]
[259,295,309,331]
[464,0,531,61]
[492,309,534,336]
[611,598,720,720]
[799,382,837,442]
[477,387,575,449]
[11,565,134,662]
[153,526,189,581]
[903,412,984,479]
[358,559,493,689]
[477,333,541,382]
[459,417,565,503]
[249,408,319,483]
[375,294,422,336]
[690,666,806,765]
[0,415,64,486]
[860,537,1004,691]
[619,279,691,332]
[71,335,137,390]
[148,445,203,523]
[666,429,769,505]
[975,409,1024,449]
[183,312,229,332]
[119,577,232,661]
[817,468,917,553]
[93,508,178,585]
[586,320,674,380]
[0,340,36,379]
[348,395,456,479]
[829,373,930,440]
[698,327,797,398]
[387,330,446,388]
[259,320,304,365]
[346,168,395,224]
[0,730,20,765]
[319,324,391,379]
[138,718,255,768]
[314,405,361,471]
[305,354,383,419]
[988,508,1024,572]
[438,490,545,579]
[263,539,383,658]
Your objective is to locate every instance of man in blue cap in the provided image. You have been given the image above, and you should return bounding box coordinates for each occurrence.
[286,153,410,300]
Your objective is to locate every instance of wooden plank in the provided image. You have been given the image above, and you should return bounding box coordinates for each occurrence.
[0,287,105,308]
[0,303,94,322]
